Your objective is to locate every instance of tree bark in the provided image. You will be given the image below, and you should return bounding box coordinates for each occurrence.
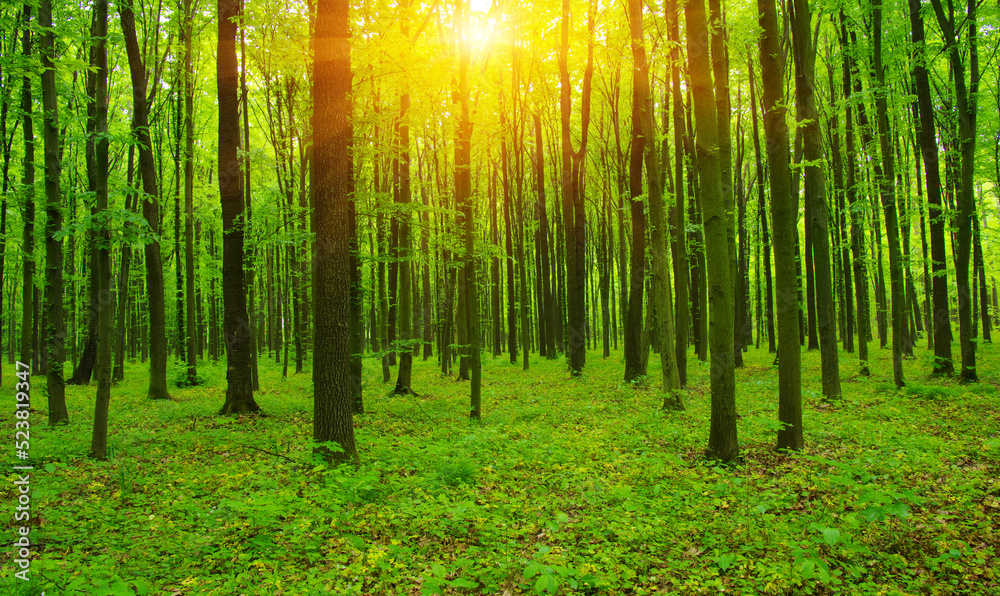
[90,0,111,459]
[312,0,357,463]
[121,0,171,401]
[628,0,680,406]
[791,0,841,399]
[218,0,259,414]
[40,0,67,424]
[19,5,35,404]
[759,0,802,451]
[686,0,737,462]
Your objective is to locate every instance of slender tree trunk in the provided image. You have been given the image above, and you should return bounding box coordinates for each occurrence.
[121,0,170,401]
[974,211,990,343]
[873,4,907,388]
[454,0,481,418]
[749,59,776,354]
[666,3,688,383]
[535,114,557,360]
[393,40,415,394]
[502,142,517,364]
[183,0,197,385]
[114,149,136,383]
[841,16,870,376]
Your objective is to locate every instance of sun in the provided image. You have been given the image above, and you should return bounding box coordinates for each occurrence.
[469,0,491,13]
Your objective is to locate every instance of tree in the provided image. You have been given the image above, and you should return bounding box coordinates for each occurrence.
[560,0,594,377]
[121,0,171,401]
[40,0,67,424]
[90,0,112,459]
[628,0,680,407]
[873,1,907,388]
[183,0,198,385]
[909,0,952,374]
[312,0,358,463]
[686,0,737,462]
[19,4,34,403]
[393,0,415,396]
[218,0,259,414]
[456,0,481,419]
[758,0,801,451]
[929,0,979,382]
[790,0,841,400]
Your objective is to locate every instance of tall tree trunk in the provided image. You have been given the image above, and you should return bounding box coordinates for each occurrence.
[218,0,259,414]
[929,0,978,381]
[628,0,680,406]
[19,5,35,403]
[455,0,481,419]
[791,0,841,399]
[873,3,907,388]
[241,19,260,390]
[183,0,198,385]
[749,59,775,354]
[90,0,112,459]
[669,0,689,383]
[393,24,415,394]
[503,142,517,364]
[687,0,737,462]
[841,15,870,376]
[114,149,136,383]
[974,211,990,343]
[759,0,802,450]
[121,0,170,401]
[40,0,67,424]
[312,0,357,462]
[535,114,557,360]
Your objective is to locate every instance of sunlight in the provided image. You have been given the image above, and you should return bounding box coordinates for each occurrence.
[469,0,491,13]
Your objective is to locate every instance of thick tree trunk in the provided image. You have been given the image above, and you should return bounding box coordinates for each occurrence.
[686,0,737,462]
[668,0,689,383]
[312,0,357,463]
[218,0,258,414]
[929,0,978,381]
[791,0,841,399]
[40,0,67,424]
[90,0,111,459]
[909,0,952,370]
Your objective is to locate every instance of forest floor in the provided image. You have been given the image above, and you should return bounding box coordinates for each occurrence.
[2,340,999,595]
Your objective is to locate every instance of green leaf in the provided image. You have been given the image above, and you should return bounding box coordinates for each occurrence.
[822,527,841,547]
[449,577,478,588]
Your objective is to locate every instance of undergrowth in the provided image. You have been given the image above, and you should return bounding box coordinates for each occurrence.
[2,343,998,595]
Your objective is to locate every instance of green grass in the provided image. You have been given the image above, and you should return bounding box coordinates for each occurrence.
[2,340,999,595]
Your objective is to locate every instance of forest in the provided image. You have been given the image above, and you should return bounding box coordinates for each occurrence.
[1,0,999,592]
